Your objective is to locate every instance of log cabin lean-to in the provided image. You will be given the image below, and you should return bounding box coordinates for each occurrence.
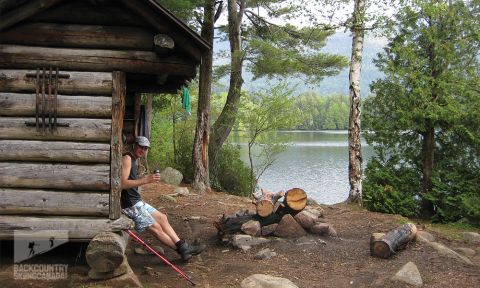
[0,0,211,241]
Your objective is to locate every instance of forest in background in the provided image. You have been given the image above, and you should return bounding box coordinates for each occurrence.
[148,0,479,227]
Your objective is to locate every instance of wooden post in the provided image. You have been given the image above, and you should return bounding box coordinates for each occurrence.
[110,71,125,220]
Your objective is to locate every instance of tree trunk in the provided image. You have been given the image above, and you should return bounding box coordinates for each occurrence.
[347,0,365,204]
[209,0,245,175]
[192,0,215,194]
[421,120,435,216]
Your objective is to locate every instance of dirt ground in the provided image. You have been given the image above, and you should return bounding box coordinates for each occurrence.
[0,182,479,288]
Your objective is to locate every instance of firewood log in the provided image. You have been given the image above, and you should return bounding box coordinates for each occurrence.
[370,223,417,258]
[254,188,285,218]
[284,188,307,212]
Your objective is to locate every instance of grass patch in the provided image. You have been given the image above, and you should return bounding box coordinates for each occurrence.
[425,222,480,241]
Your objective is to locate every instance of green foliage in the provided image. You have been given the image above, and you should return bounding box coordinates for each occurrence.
[246,25,349,83]
[364,0,480,224]
[211,143,252,197]
[239,83,302,193]
[147,92,197,181]
[363,158,421,217]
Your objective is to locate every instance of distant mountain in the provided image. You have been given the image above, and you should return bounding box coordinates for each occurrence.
[213,32,385,96]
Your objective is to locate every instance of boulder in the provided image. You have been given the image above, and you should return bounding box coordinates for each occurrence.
[161,167,183,185]
[460,232,480,244]
[88,256,128,280]
[261,224,278,236]
[93,259,142,287]
[294,210,318,230]
[274,214,307,238]
[241,220,261,237]
[311,223,330,236]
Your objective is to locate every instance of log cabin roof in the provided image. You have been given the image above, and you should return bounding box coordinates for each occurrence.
[0,0,210,62]
[0,0,211,92]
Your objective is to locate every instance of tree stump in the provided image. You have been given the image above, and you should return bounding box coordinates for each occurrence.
[86,231,128,273]
[370,223,417,258]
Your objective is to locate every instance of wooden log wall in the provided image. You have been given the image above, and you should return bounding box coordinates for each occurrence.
[0,69,113,218]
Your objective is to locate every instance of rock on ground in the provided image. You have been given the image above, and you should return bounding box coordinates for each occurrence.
[241,274,298,288]
[391,261,423,287]
[460,232,480,244]
[427,242,473,265]
[161,167,183,185]
[416,230,435,242]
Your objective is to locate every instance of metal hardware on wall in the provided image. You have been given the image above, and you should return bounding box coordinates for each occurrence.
[25,68,70,133]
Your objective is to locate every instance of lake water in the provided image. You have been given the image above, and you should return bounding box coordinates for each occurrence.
[231,130,374,205]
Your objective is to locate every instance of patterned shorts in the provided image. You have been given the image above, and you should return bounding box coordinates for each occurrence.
[122,201,157,232]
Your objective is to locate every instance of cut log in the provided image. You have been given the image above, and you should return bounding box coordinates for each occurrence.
[284,188,307,212]
[254,188,285,218]
[0,140,110,163]
[0,44,196,76]
[86,232,127,273]
[0,69,112,95]
[370,223,417,259]
[0,93,112,118]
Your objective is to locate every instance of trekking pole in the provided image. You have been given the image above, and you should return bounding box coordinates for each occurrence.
[125,230,196,286]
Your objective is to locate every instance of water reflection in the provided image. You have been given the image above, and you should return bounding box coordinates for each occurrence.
[231,130,374,204]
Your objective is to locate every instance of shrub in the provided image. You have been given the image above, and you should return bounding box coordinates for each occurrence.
[211,143,252,197]
[363,158,420,217]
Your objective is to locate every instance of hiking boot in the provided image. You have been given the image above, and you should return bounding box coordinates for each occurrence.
[177,240,206,262]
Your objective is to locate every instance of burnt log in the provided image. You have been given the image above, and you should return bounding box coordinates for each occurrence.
[370,223,418,259]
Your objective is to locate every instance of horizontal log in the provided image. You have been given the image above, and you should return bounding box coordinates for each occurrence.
[0,215,134,240]
[0,162,110,190]
[0,188,109,216]
[0,117,111,142]
[30,1,151,27]
[0,140,110,163]
[371,223,418,259]
[0,22,166,51]
[0,69,112,95]
[0,44,196,76]
[0,92,112,118]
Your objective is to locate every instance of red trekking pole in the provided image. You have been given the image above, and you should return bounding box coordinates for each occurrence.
[125,230,196,286]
